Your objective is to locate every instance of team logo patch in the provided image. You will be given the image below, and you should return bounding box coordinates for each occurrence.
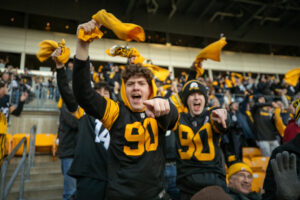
[190,82,198,89]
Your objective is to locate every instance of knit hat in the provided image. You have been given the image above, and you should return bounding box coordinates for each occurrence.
[228,162,253,180]
[191,186,233,200]
[181,80,208,107]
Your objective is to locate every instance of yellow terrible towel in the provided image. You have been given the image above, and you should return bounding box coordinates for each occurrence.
[36,39,70,64]
[93,9,145,42]
[78,27,103,42]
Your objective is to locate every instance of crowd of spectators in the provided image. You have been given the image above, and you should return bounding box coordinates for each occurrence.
[1,55,299,156]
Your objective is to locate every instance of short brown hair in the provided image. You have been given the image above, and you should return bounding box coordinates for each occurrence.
[122,64,153,85]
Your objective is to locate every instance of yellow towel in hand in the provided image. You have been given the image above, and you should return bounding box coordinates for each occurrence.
[195,37,227,63]
[193,37,227,78]
[92,9,145,42]
[36,39,70,64]
[143,63,170,82]
[77,27,103,42]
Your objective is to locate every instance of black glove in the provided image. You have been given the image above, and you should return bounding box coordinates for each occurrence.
[271,151,300,200]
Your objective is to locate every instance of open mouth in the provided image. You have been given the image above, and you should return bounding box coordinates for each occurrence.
[193,103,201,110]
[132,94,142,102]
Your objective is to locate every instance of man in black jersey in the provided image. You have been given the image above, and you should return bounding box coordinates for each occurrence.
[73,20,179,200]
[173,80,230,200]
[53,48,110,200]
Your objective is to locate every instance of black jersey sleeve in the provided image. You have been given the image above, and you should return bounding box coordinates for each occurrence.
[73,57,119,130]
[11,100,24,116]
[57,67,78,112]
[73,57,107,120]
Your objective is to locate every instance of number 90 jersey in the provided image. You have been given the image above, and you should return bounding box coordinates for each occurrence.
[174,108,227,193]
[102,100,178,200]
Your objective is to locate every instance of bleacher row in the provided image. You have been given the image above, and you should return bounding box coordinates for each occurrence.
[5,133,57,160]
[6,134,268,193]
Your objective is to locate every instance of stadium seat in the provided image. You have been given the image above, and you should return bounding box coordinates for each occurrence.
[242,147,262,159]
[5,133,13,155]
[251,172,266,192]
[242,157,252,168]
[251,156,270,172]
[35,133,58,160]
[12,133,30,155]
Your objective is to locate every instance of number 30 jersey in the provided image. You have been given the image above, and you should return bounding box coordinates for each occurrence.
[174,108,228,193]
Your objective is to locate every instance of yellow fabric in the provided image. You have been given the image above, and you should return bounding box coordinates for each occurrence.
[93,72,100,83]
[106,46,142,58]
[195,67,205,78]
[73,107,85,119]
[170,93,188,113]
[228,162,253,179]
[231,72,243,85]
[77,27,103,42]
[274,108,286,138]
[120,78,157,112]
[194,37,227,77]
[143,63,170,82]
[228,155,237,162]
[101,97,120,130]
[246,111,254,123]
[195,37,227,63]
[92,9,145,42]
[225,78,233,88]
[284,68,300,87]
[162,84,171,90]
[134,56,146,64]
[36,39,70,64]
[0,134,6,166]
[57,97,63,109]
[0,112,7,134]
[109,71,115,80]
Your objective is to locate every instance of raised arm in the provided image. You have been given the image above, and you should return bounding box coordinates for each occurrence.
[53,48,78,112]
[72,20,109,120]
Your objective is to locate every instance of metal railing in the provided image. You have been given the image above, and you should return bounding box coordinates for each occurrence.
[0,137,27,200]
[26,125,37,180]
[0,125,37,200]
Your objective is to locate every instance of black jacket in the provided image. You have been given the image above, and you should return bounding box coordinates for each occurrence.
[57,103,78,159]
[263,134,300,200]
[227,188,262,200]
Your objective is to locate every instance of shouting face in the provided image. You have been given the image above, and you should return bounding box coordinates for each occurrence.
[187,92,205,117]
[125,75,151,111]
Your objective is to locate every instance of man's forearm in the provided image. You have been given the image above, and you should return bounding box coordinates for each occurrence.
[76,40,89,61]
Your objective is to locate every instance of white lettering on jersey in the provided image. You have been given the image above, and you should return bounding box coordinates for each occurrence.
[94,119,110,150]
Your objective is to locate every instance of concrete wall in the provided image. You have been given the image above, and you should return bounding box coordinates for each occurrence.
[7,110,59,134]
[0,26,299,75]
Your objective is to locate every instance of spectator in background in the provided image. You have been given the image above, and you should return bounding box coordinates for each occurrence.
[66,61,73,83]
[227,162,262,200]
[252,95,280,156]
[164,130,179,200]
[48,76,55,99]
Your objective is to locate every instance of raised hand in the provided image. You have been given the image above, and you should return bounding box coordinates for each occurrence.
[271,151,300,200]
[143,98,170,118]
[52,47,64,69]
[20,92,28,102]
[211,108,227,129]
